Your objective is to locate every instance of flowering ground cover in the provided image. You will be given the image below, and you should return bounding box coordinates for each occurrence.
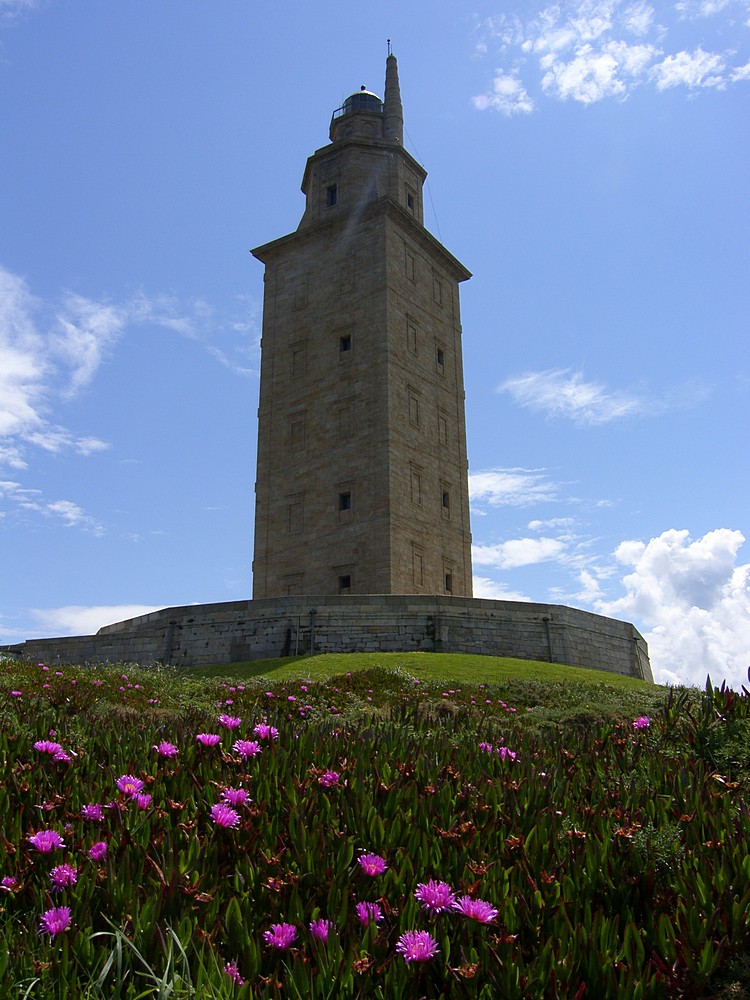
[1,658,749,998]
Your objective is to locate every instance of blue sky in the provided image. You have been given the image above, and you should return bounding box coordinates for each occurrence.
[1,0,748,688]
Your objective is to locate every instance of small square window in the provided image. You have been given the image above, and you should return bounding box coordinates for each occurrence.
[338,574,351,592]
[339,334,352,353]
[326,184,338,207]
[338,491,351,511]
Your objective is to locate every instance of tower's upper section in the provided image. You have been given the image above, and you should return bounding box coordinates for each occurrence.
[297,53,426,231]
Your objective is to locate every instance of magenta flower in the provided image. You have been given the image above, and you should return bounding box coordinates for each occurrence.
[116,774,145,796]
[253,721,279,741]
[153,741,179,758]
[221,787,250,807]
[34,740,64,755]
[218,714,242,730]
[28,830,65,852]
[196,733,221,746]
[133,793,152,810]
[309,918,332,942]
[318,769,340,787]
[81,803,104,821]
[211,803,240,828]
[263,922,297,950]
[396,929,440,963]
[355,901,383,925]
[497,746,517,761]
[358,852,387,876]
[415,879,456,914]
[452,895,498,924]
[88,841,108,861]
[224,960,244,986]
[49,864,78,890]
[633,715,651,730]
[1,876,18,891]
[232,739,262,759]
[38,905,72,937]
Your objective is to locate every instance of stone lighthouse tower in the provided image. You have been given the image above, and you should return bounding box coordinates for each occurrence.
[251,53,473,599]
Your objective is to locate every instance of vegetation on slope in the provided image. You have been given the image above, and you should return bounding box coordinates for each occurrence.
[1,655,749,998]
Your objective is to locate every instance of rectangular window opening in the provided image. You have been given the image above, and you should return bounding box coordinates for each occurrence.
[338,574,351,592]
[338,491,351,512]
[339,334,352,353]
[445,572,453,594]
[326,184,338,207]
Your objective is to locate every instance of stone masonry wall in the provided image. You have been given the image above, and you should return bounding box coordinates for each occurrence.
[2,596,652,682]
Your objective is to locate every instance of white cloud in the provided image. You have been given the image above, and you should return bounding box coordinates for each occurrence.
[472,576,533,601]
[651,47,726,89]
[499,368,646,423]
[30,604,170,637]
[0,263,260,488]
[470,467,560,506]
[472,71,535,114]
[473,536,568,569]
[473,0,748,110]
[596,528,750,689]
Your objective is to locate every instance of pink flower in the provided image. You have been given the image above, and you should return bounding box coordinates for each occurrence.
[49,864,78,890]
[415,879,456,914]
[318,769,340,787]
[218,714,242,730]
[232,739,262,759]
[1,876,18,891]
[133,793,152,810]
[452,895,498,924]
[34,740,64,755]
[88,841,108,861]
[211,803,240,828]
[38,905,72,937]
[116,774,145,796]
[196,733,221,746]
[633,715,651,730]
[309,918,332,942]
[153,741,179,758]
[224,960,244,986]
[396,929,439,963]
[221,787,250,807]
[358,852,387,876]
[253,721,279,741]
[497,746,517,761]
[81,803,104,821]
[355,901,383,926]
[263,922,297,950]
[28,830,65,852]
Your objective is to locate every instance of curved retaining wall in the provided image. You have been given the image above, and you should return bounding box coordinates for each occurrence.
[2,595,652,682]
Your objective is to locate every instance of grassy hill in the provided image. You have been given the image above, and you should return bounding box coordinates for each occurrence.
[1,654,749,998]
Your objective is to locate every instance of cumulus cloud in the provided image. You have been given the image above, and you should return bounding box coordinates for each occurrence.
[30,604,170,638]
[596,528,750,689]
[472,0,749,111]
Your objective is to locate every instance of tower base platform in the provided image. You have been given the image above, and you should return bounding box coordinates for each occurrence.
[1,595,652,683]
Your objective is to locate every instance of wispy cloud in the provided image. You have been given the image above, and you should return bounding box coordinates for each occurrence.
[473,0,750,112]
[469,467,561,507]
[498,368,709,425]
[0,480,104,534]
[29,604,170,638]
[0,264,260,477]
[473,535,568,569]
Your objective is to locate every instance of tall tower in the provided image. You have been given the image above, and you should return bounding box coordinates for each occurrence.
[252,54,473,599]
